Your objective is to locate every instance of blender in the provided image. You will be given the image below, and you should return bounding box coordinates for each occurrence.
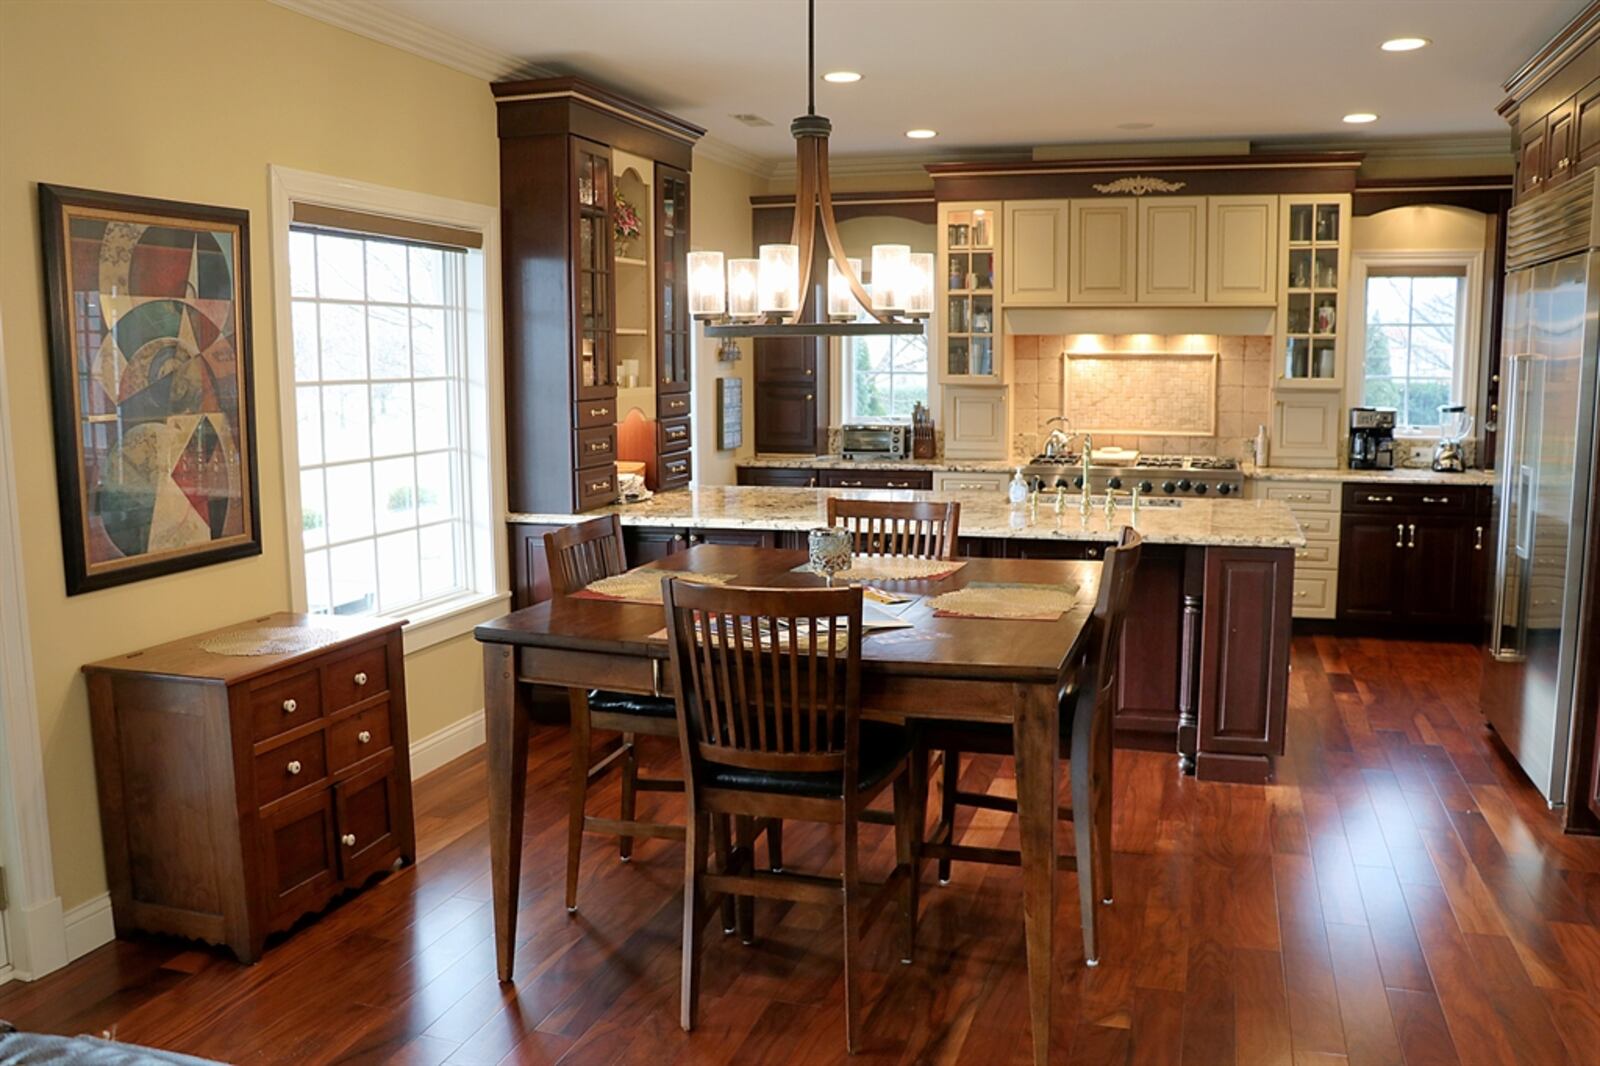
[1432,404,1473,472]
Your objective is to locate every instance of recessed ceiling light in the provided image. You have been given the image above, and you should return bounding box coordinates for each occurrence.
[1381,36,1430,52]
[905,128,937,139]
[822,70,862,83]
[1116,122,1155,130]
[1343,112,1379,124]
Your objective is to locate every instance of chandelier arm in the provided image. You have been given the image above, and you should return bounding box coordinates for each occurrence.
[790,138,819,325]
[815,135,885,322]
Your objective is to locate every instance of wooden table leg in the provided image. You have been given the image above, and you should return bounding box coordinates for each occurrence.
[485,642,529,982]
[1012,681,1059,1066]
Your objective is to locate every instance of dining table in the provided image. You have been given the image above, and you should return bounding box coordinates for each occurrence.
[474,543,1101,1066]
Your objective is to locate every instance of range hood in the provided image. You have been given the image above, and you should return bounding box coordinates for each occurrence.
[1004,306,1277,336]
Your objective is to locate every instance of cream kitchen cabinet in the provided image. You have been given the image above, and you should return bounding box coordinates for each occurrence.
[1247,478,1341,619]
[1002,200,1072,306]
[1270,391,1342,469]
[937,201,1003,384]
[1068,199,1137,304]
[1275,193,1351,389]
[1137,196,1207,303]
[1206,195,1278,304]
[941,385,1009,459]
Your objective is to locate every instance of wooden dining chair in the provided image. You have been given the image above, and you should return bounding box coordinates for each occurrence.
[919,526,1143,965]
[662,579,923,1054]
[826,497,961,559]
[545,516,688,914]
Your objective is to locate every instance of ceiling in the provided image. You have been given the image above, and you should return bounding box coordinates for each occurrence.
[376,0,1583,161]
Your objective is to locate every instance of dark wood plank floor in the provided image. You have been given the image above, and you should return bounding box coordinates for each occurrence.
[5,636,1599,1065]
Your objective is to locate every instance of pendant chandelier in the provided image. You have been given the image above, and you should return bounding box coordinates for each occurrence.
[689,0,931,337]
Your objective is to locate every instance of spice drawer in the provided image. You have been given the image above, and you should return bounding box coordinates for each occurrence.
[85,614,415,963]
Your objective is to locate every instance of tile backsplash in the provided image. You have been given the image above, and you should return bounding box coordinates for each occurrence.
[1012,334,1271,460]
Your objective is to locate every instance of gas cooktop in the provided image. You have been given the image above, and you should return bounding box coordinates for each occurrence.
[1022,453,1245,497]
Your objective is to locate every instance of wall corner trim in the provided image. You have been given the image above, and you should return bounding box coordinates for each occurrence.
[61,893,113,967]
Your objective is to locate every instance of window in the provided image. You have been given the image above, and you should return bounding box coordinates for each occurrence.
[846,327,928,421]
[273,167,504,649]
[1352,253,1481,434]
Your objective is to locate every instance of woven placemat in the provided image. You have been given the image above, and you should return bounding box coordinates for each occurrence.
[573,570,735,605]
[198,626,342,656]
[793,556,966,582]
[927,582,1081,621]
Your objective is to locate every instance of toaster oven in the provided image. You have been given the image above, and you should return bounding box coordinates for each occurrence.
[839,422,910,461]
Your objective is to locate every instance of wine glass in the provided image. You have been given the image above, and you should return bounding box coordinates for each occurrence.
[808,527,852,587]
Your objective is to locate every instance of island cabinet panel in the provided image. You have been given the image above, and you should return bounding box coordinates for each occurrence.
[737,466,818,488]
[1196,548,1292,782]
[1112,548,1186,740]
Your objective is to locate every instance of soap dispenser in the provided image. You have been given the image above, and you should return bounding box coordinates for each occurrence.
[1008,466,1028,506]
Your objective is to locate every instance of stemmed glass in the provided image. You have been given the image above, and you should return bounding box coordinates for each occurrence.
[807,527,852,587]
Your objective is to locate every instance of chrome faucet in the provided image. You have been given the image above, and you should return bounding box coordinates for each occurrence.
[1078,433,1095,514]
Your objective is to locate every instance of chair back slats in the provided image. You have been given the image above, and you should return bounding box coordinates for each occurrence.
[825,499,961,560]
[544,515,628,596]
[664,581,862,779]
[1082,527,1143,715]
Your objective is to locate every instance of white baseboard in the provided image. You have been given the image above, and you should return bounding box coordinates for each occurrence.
[409,708,485,780]
[62,891,114,963]
[4,894,66,980]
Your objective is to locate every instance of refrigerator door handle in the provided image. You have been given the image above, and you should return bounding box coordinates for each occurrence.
[1490,350,1528,662]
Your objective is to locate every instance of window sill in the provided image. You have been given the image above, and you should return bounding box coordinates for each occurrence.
[397,590,511,655]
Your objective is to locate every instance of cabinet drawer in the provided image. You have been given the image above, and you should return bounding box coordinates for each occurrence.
[1341,482,1473,514]
[575,396,618,429]
[576,465,618,508]
[737,466,817,487]
[659,392,691,419]
[658,416,691,453]
[819,469,933,490]
[335,754,403,884]
[1291,540,1338,569]
[329,702,392,773]
[658,452,691,490]
[575,424,616,468]
[932,472,1008,493]
[255,731,328,808]
[250,669,322,743]
[1295,511,1339,539]
[1259,482,1339,511]
[322,643,388,713]
[1292,571,1336,619]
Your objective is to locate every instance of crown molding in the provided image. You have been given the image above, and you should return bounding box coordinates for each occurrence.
[1256,134,1512,161]
[267,0,550,82]
[694,137,774,177]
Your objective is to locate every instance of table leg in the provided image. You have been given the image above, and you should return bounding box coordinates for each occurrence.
[485,642,529,982]
[1012,682,1059,1066]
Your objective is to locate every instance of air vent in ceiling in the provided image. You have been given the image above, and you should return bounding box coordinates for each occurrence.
[730,113,773,127]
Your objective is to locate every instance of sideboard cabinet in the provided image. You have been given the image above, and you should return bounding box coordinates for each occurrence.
[84,614,414,962]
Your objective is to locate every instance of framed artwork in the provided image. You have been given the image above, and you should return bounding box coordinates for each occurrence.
[716,376,743,450]
[40,184,261,595]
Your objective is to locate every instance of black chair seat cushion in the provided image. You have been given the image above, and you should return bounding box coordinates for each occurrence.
[702,721,914,798]
[587,690,677,718]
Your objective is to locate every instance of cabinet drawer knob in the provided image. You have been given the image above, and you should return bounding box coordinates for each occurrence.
[282,698,297,714]
[1296,589,1308,599]
[1364,494,1393,503]
[590,406,610,417]
[1395,523,1404,548]
[358,730,372,744]
[342,833,357,847]
[354,671,368,687]
[588,441,608,452]
[1475,525,1484,550]
[887,481,910,488]
[1407,522,1416,549]
[287,760,303,776]
[1422,496,1448,505]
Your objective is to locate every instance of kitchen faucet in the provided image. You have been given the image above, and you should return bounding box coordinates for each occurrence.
[1078,433,1095,515]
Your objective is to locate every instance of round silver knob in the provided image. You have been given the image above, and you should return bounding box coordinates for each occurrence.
[282,698,297,713]
[357,730,372,744]
[286,760,302,775]
[354,671,368,687]
[341,833,356,847]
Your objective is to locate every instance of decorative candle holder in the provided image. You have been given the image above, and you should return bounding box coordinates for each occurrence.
[807,527,852,587]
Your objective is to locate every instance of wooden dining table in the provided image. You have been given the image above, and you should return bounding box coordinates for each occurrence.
[475,544,1100,1066]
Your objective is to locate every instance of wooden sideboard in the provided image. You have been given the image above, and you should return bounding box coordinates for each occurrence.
[84,613,415,962]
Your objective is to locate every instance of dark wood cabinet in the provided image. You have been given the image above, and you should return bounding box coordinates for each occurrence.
[817,469,934,490]
[737,466,818,487]
[1337,517,1407,623]
[1546,98,1578,186]
[1197,548,1292,782]
[1503,7,1600,204]
[495,77,703,513]
[1519,116,1549,199]
[752,199,829,454]
[1577,77,1600,174]
[84,615,414,962]
[755,381,821,453]
[1336,484,1490,630]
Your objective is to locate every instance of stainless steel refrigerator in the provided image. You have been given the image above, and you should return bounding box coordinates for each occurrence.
[1483,168,1600,810]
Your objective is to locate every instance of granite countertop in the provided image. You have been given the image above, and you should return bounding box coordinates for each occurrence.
[1244,462,1496,486]
[508,485,1306,549]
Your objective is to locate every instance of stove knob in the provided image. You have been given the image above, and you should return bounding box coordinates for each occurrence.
[1177,479,1192,492]
[1107,476,1123,490]
[1072,475,1084,489]
[1162,481,1177,494]
[1053,477,1070,490]
[1139,480,1154,493]
[1216,482,1233,496]
[1193,482,1208,495]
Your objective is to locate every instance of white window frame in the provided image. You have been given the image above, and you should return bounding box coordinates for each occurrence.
[834,326,935,426]
[269,166,508,653]
[1346,248,1484,437]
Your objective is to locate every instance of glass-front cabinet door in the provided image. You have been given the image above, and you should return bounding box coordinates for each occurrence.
[1276,193,1349,388]
[656,163,691,395]
[574,138,616,400]
[937,201,1002,382]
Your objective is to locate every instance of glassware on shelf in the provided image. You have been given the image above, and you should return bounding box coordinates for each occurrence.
[1289,203,1314,242]
[971,294,993,334]
[948,295,968,332]
[1284,337,1310,378]
[1314,248,1338,288]
[947,337,970,376]
[1286,292,1311,334]
[971,252,994,290]
[1288,249,1312,289]
[1314,296,1337,334]
[1312,340,1336,378]
[971,210,991,246]
[948,222,970,248]
[1315,204,1339,241]
[971,337,994,376]
[948,253,966,291]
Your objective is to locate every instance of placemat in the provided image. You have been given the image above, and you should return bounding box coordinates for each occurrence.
[792,556,966,582]
[199,626,342,656]
[573,569,734,605]
[927,581,1081,621]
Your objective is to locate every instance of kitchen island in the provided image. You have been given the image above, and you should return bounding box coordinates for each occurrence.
[508,486,1306,782]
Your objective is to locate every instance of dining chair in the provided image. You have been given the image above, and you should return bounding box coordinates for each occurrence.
[919,526,1142,965]
[662,579,923,1054]
[545,516,689,913]
[826,497,961,559]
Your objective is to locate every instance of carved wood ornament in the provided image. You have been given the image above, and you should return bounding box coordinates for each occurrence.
[1092,176,1189,195]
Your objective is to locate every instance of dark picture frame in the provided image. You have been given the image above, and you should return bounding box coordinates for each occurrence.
[39,184,261,595]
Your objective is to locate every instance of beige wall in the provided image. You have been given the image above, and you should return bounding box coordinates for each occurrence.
[1353,204,1490,252]
[0,0,498,912]
[690,155,762,482]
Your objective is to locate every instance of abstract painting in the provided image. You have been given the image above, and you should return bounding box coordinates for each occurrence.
[40,185,260,595]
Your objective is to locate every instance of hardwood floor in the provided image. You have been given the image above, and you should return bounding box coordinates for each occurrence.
[5,635,1599,1064]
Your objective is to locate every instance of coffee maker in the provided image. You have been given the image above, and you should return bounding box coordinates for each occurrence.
[1348,406,1396,469]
